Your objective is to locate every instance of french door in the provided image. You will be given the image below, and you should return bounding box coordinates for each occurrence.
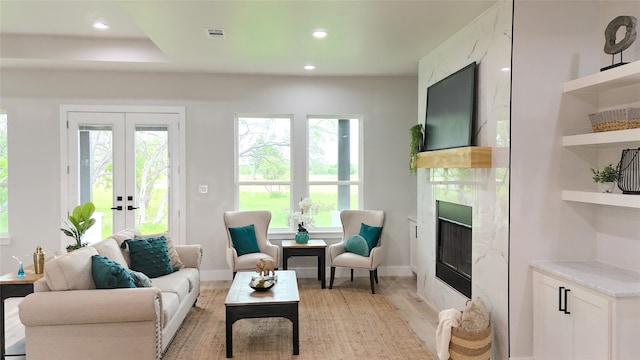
[61,105,185,245]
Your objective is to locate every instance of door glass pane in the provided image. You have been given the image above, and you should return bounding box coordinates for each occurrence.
[0,113,8,233]
[310,185,359,227]
[78,125,113,241]
[135,126,169,233]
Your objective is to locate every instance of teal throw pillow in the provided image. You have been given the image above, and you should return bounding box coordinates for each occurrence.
[344,234,369,257]
[359,223,383,251]
[91,255,136,289]
[228,224,261,256]
[127,269,153,287]
[121,236,175,278]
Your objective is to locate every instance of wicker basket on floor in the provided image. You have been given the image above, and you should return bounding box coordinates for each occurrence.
[448,325,491,360]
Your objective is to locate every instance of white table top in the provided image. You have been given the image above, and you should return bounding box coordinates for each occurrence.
[225,270,299,306]
[281,239,327,248]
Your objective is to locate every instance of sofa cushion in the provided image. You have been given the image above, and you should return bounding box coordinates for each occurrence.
[344,234,369,256]
[228,224,260,256]
[359,223,383,251]
[121,237,175,278]
[160,292,180,329]
[136,232,184,269]
[44,247,98,291]
[91,238,129,269]
[164,268,200,293]
[151,272,190,301]
[108,228,142,266]
[91,255,136,289]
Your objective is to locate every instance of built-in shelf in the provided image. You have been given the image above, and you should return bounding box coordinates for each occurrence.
[564,60,640,96]
[562,129,640,148]
[416,146,492,168]
[562,190,640,209]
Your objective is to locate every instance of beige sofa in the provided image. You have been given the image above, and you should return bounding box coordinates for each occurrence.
[18,228,202,360]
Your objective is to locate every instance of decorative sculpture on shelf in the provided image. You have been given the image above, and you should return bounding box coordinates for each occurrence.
[601,15,637,71]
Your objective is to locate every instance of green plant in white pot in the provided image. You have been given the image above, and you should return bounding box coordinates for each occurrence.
[591,164,619,193]
[61,202,96,251]
[409,124,424,174]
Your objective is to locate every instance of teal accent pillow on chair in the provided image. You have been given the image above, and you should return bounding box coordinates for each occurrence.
[91,255,136,289]
[344,234,369,257]
[228,224,261,256]
[121,236,175,278]
[359,223,383,252]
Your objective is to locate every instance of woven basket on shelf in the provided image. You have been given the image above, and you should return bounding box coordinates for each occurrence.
[588,108,640,132]
[449,325,491,360]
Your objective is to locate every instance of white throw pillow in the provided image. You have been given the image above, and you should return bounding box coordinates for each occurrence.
[44,247,99,291]
[91,238,129,269]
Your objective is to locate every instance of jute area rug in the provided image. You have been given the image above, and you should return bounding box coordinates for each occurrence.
[163,283,435,360]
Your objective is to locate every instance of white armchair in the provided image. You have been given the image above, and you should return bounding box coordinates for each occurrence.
[224,210,280,278]
[329,209,385,294]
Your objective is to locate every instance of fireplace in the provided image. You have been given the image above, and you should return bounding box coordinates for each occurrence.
[436,201,472,298]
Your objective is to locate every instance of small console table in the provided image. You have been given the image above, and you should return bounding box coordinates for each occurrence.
[1,267,44,360]
[281,239,327,289]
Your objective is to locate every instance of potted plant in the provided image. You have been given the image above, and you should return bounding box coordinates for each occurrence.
[591,164,619,193]
[61,201,96,251]
[409,124,424,174]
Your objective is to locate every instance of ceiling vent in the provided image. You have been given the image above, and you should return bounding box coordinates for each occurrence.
[206,28,226,39]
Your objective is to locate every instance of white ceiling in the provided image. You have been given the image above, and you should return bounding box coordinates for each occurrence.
[0,0,496,76]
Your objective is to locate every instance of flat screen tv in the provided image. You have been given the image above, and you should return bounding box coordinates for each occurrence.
[423,62,477,151]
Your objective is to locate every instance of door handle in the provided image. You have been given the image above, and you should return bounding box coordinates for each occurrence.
[127,205,139,211]
[111,206,123,211]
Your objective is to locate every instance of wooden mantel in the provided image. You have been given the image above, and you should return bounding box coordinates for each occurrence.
[416,146,492,168]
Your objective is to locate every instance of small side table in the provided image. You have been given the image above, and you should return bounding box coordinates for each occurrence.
[282,239,327,289]
[1,268,43,360]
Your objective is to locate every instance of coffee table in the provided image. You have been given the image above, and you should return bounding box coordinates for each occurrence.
[282,239,327,288]
[225,270,299,358]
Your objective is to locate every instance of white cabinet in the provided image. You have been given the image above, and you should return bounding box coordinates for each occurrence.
[533,270,610,360]
[409,217,417,274]
[562,60,640,208]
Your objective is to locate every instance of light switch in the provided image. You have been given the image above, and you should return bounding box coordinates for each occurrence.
[198,185,208,194]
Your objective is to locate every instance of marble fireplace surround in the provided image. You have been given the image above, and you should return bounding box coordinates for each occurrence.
[416,1,511,359]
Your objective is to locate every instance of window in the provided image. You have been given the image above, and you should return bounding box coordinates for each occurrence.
[236,116,292,228]
[308,117,361,228]
[235,114,361,231]
[0,112,7,237]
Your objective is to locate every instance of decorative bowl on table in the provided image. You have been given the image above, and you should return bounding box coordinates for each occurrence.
[249,276,276,291]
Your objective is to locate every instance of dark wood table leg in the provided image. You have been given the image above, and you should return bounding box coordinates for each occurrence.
[226,307,233,358]
[282,248,289,270]
[319,250,326,289]
[292,304,299,355]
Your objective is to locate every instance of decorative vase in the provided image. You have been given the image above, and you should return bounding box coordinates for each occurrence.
[295,231,309,244]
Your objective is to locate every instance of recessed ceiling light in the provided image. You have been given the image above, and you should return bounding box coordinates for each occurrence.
[304,65,316,71]
[312,30,327,39]
[501,67,511,72]
[93,21,110,30]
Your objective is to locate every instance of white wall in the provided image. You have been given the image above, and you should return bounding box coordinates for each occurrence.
[510,1,640,358]
[0,69,418,279]
[416,1,512,359]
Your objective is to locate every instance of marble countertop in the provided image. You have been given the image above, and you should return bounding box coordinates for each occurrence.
[531,260,640,298]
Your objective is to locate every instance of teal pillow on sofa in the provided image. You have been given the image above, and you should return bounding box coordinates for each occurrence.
[344,234,369,257]
[359,223,383,252]
[228,224,261,256]
[121,236,175,278]
[91,255,136,289]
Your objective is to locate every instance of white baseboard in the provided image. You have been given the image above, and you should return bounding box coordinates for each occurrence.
[200,265,414,282]
[510,356,534,360]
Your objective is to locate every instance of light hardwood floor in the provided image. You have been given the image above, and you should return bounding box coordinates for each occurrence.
[4,275,440,358]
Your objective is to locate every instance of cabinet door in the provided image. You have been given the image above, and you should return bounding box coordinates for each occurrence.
[534,272,572,360]
[534,271,611,360]
[409,219,417,273]
[569,285,610,360]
